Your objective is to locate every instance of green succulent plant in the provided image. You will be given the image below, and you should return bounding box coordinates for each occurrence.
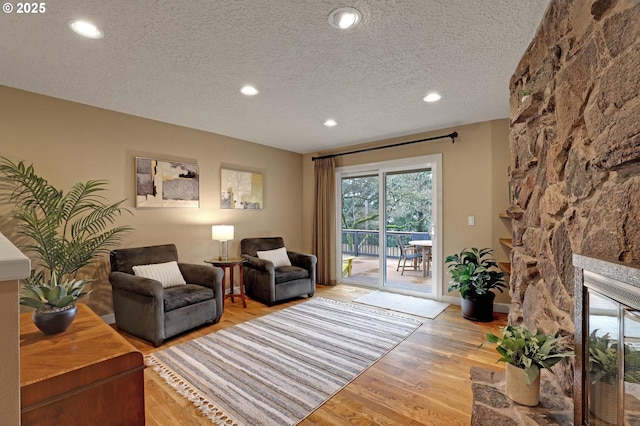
[0,156,132,310]
[20,270,91,312]
[486,324,574,385]
[446,248,507,298]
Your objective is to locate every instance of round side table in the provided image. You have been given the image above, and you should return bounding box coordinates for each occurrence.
[204,257,247,308]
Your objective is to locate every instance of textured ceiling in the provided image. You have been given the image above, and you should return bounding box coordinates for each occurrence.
[0,0,549,154]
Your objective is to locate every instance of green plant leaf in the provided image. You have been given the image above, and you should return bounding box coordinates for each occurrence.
[445,247,506,298]
[525,364,540,385]
[47,285,64,302]
[486,333,499,343]
[484,323,573,383]
[19,297,48,309]
[52,295,75,308]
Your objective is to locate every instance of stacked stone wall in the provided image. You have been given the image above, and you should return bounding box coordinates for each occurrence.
[508,0,640,394]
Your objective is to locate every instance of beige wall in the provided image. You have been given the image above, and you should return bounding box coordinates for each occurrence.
[303,119,512,304]
[0,85,512,312]
[0,86,304,315]
[491,119,512,269]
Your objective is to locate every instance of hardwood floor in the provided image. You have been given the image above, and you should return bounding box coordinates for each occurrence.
[118,285,507,425]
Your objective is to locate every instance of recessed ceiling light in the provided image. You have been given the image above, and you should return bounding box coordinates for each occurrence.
[324,119,338,127]
[240,85,259,96]
[67,20,103,39]
[423,92,442,103]
[328,7,361,30]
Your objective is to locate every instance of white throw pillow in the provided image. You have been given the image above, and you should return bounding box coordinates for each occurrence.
[132,260,186,288]
[256,247,292,267]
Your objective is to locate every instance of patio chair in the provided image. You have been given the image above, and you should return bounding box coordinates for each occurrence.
[396,236,422,275]
[411,232,432,276]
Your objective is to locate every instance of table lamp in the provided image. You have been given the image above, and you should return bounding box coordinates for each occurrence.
[211,225,234,261]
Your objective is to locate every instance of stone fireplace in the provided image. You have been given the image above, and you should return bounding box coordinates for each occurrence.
[508,0,640,403]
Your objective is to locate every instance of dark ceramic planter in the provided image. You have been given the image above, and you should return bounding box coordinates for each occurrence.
[460,292,495,322]
[32,305,78,335]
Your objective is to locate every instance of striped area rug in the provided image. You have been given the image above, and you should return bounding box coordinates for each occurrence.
[146,297,422,425]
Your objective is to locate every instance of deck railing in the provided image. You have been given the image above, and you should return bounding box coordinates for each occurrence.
[341,229,421,258]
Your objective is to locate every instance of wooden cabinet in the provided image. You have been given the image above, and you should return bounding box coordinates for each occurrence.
[20,304,145,425]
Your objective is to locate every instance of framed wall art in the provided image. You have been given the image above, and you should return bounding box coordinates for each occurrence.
[136,157,199,208]
[220,168,263,210]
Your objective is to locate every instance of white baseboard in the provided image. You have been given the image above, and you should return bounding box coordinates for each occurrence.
[439,294,462,305]
[101,313,115,324]
[439,295,510,314]
[493,303,510,314]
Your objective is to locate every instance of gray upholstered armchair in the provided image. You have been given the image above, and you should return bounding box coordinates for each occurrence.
[241,237,316,306]
[109,244,224,347]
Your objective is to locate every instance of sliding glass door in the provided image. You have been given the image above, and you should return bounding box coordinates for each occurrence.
[340,174,379,286]
[384,169,433,293]
[336,155,442,299]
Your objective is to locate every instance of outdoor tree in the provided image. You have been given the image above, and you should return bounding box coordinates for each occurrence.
[341,176,379,252]
[341,175,379,230]
[385,170,432,232]
[341,170,433,253]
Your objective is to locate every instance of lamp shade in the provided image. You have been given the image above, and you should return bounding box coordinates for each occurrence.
[211,225,234,241]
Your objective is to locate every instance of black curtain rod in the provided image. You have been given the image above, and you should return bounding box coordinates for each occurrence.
[311,131,458,161]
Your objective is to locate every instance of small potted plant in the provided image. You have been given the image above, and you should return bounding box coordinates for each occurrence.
[0,157,131,334]
[446,247,507,321]
[588,330,640,422]
[20,271,92,334]
[486,324,573,406]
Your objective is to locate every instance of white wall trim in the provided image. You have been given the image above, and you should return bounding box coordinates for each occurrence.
[493,302,510,314]
[101,313,116,325]
[440,294,511,314]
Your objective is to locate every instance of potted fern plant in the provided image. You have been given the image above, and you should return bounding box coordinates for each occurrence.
[445,247,507,321]
[0,157,131,334]
[486,324,573,406]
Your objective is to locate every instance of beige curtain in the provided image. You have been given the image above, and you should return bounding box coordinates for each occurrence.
[313,157,335,285]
